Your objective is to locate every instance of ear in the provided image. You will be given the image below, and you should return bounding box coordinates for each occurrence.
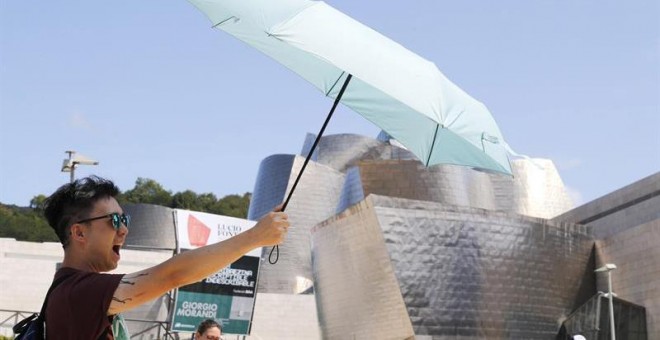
[69,223,87,243]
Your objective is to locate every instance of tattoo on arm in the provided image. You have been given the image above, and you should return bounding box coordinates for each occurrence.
[120,273,148,285]
[114,273,148,305]
[112,297,133,304]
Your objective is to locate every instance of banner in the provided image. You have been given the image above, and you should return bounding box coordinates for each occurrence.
[170,210,261,335]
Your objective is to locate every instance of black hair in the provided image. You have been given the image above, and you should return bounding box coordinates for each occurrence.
[196,319,221,335]
[43,176,120,248]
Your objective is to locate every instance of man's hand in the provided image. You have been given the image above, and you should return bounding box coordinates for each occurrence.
[249,204,289,247]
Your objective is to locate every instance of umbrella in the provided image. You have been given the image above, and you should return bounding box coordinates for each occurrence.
[187,0,513,262]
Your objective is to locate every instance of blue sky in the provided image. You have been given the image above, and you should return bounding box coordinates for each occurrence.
[1,0,658,207]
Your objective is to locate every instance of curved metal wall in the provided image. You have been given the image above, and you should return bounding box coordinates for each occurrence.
[336,167,365,214]
[302,133,417,172]
[248,154,295,221]
[510,159,575,219]
[123,203,176,250]
[355,160,474,208]
[249,155,345,294]
[311,195,594,339]
[349,158,573,219]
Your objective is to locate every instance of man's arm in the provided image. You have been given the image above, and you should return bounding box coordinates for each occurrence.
[107,209,288,315]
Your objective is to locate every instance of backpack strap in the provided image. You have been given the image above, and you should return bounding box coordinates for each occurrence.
[40,271,74,321]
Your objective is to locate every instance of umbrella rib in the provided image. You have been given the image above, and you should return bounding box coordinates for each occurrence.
[325,71,346,97]
[212,16,238,28]
[445,109,465,128]
[426,123,440,167]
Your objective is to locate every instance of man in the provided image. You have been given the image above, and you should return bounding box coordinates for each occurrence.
[43,176,289,339]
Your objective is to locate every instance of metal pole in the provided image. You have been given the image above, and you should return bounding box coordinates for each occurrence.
[608,271,616,340]
[70,163,76,183]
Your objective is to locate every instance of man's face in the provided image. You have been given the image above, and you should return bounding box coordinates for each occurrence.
[78,196,128,272]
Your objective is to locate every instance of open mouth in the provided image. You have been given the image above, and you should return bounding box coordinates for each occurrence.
[112,245,121,256]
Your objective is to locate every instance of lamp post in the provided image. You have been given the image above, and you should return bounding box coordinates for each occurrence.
[595,263,617,340]
[61,150,99,183]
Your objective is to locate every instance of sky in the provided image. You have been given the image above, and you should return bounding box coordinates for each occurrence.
[1,0,658,208]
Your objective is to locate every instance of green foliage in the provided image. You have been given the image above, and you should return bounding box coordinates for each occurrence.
[118,178,251,218]
[0,203,58,242]
[212,193,251,218]
[119,178,173,206]
[1,178,252,242]
[171,190,200,210]
[29,194,48,211]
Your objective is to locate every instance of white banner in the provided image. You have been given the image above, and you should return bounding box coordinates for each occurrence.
[175,209,260,257]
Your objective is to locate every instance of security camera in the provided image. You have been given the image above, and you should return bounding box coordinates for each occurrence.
[61,159,74,172]
[72,154,99,166]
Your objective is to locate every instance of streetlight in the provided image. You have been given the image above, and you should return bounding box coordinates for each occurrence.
[595,263,617,340]
[61,150,99,183]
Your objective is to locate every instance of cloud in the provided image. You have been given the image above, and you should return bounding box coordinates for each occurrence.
[68,112,93,130]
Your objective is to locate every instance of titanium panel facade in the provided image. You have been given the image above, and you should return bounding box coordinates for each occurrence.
[594,220,660,339]
[509,158,576,218]
[249,155,345,294]
[311,195,594,339]
[301,133,417,172]
[123,203,176,251]
[311,199,415,339]
[554,172,660,338]
[352,158,573,220]
[553,172,660,238]
[250,133,576,296]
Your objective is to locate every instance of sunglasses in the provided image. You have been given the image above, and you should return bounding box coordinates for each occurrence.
[76,213,130,230]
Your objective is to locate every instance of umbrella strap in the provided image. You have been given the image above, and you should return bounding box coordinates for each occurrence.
[268,73,353,265]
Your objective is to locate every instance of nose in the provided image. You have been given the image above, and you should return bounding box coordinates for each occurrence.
[118,223,129,237]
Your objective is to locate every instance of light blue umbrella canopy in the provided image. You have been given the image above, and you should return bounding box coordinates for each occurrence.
[188,0,512,174]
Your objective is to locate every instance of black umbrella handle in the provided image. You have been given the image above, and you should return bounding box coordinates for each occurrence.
[268,73,353,265]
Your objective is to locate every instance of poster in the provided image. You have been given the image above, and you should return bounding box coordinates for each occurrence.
[170,210,261,335]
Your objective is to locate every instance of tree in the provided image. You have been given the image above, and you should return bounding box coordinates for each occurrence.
[119,178,172,206]
[196,193,218,212]
[0,203,58,242]
[212,192,251,218]
[30,194,48,211]
[171,190,199,210]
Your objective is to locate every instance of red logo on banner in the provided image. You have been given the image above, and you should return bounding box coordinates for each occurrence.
[187,215,210,247]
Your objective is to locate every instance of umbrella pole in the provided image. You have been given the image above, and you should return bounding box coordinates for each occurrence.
[269,73,353,264]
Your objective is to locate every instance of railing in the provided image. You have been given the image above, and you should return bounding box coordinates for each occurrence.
[0,309,36,336]
[0,310,248,339]
[0,310,180,339]
[123,317,179,339]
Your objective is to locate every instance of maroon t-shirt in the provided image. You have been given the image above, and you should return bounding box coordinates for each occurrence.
[45,267,124,340]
